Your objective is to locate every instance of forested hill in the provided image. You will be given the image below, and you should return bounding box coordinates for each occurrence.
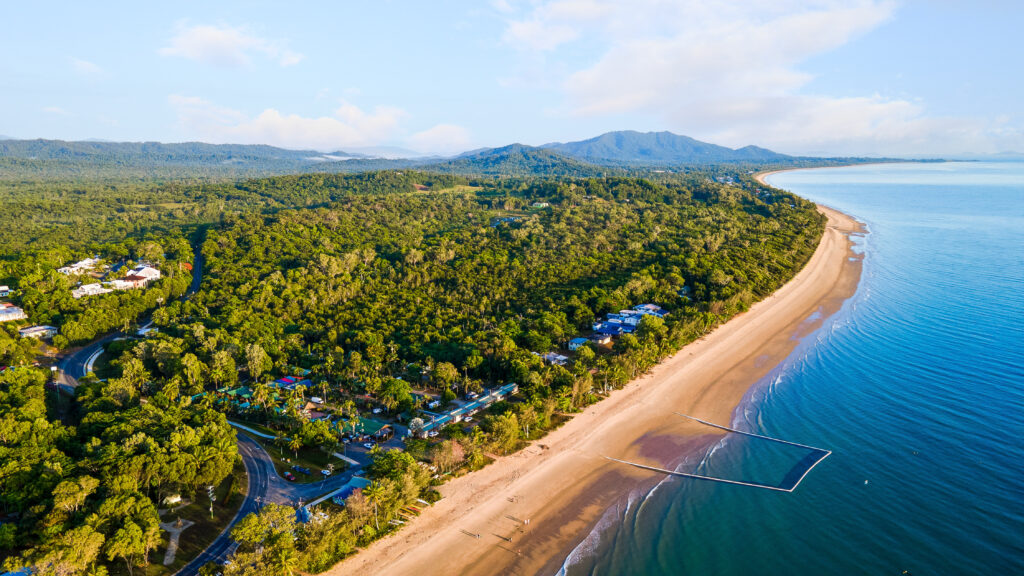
[419,144,617,177]
[543,130,793,164]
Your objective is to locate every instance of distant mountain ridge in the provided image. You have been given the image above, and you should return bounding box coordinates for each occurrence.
[0,131,852,179]
[542,130,792,164]
[0,139,366,163]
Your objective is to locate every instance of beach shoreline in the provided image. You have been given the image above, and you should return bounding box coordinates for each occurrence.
[327,175,866,576]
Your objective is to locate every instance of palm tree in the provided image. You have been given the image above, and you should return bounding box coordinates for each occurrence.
[362,482,384,530]
[276,545,300,576]
[288,436,302,460]
[252,381,270,417]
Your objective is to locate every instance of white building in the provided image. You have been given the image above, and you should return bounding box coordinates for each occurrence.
[72,283,112,299]
[0,285,10,297]
[568,337,589,351]
[19,325,58,339]
[0,302,27,322]
[129,265,161,281]
[541,352,569,366]
[57,258,101,275]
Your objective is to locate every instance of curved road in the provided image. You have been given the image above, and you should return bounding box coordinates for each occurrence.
[52,240,373,575]
[175,432,371,575]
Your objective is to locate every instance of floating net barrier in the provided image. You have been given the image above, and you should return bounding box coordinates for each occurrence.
[605,412,831,493]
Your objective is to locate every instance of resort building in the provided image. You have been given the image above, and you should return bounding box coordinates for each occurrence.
[19,325,58,339]
[72,283,112,299]
[57,257,101,275]
[110,265,162,290]
[0,302,27,322]
[540,352,569,366]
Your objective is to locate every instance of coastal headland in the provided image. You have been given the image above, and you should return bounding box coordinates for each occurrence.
[329,173,865,576]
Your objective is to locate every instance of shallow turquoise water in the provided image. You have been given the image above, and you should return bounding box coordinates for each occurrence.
[564,162,1024,575]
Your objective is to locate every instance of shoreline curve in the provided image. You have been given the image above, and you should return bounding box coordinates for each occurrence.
[327,171,866,576]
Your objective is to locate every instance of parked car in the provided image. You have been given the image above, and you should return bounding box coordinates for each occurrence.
[342,437,350,444]
[372,407,383,414]
[428,430,439,438]
[466,392,479,400]
[283,471,296,481]
[292,465,311,475]
[320,469,332,477]
[363,442,375,449]
[463,416,474,423]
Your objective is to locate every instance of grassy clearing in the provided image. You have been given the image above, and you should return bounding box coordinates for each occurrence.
[431,184,482,194]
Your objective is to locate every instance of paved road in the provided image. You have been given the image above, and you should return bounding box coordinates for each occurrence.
[47,242,388,575]
[174,434,267,575]
[174,431,372,575]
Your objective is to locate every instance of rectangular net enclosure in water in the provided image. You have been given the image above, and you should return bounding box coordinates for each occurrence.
[605,412,831,492]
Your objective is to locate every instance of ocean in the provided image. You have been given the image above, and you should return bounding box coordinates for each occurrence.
[563,162,1024,575]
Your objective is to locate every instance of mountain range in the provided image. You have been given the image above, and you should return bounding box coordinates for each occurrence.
[0,131,869,179]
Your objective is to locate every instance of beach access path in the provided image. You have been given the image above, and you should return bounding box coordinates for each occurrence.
[327,201,864,576]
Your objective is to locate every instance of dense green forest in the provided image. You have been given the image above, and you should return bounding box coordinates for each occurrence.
[0,367,237,574]
[0,161,826,575]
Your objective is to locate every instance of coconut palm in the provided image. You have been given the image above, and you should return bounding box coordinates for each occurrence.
[362,482,384,530]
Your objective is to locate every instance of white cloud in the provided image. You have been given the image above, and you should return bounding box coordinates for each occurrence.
[495,0,1022,155]
[407,124,473,156]
[72,58,104,77]
[160,24,303,68]
[42,106,70,116]
[503,19,579,51]
[169,95,406,150]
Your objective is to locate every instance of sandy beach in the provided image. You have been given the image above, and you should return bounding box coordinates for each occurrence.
[328,177,865,576]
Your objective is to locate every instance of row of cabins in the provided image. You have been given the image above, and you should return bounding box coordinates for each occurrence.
[71,265,162,299]
[412,383,519,438]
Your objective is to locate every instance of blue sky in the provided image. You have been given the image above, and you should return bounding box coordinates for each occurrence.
[2,1,1022,156]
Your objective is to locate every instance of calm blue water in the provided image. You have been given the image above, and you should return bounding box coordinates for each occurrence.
[564,162,1024,575]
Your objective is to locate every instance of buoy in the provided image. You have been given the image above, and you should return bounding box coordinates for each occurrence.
[864,480,869,485]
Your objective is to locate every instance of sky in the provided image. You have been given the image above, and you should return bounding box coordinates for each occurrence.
[2,0,1022,157]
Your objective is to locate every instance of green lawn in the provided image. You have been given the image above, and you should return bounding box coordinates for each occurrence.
[91,350,118,380]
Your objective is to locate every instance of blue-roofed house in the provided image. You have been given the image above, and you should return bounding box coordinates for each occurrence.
[568,337,589,351]
[594,323,624,336]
